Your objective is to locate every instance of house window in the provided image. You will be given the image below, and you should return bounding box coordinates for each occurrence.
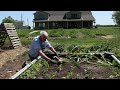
[71,14,77,19]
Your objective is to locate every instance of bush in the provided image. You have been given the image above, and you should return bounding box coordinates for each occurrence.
[67,44,81,53]
[54,43,65,53]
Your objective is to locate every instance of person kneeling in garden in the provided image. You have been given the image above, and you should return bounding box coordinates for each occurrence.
[28,31,60,64]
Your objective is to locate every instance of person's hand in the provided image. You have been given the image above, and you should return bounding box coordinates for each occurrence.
[50,59,57,63]
[49,58,62,65]
[53,56,59,61]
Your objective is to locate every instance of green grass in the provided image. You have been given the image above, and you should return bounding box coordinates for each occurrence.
[16,27,120,53]
[17,29,33,37]
[49,37,107,49]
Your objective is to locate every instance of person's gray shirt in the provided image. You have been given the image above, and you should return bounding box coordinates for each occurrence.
[28,35,52,58]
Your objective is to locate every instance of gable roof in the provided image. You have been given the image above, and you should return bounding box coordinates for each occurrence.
[81,11,95,20]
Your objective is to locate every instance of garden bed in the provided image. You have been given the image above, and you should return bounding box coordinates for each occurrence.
[16,53,120,79]
[1,44,120,79]
[0,47,120,79]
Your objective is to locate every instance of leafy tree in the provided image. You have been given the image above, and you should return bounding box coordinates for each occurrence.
[2,16,16,26]
[112,11,120,26]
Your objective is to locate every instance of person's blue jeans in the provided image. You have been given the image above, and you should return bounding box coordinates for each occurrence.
[28,54,37,61]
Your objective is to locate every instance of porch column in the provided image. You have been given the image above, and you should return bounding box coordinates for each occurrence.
[88,21,90,28]
[82,21,83,28]
[48,14,50,29]
[94,21,96,27]
[67,21,68,29]
[33,22,34,29]
[81,17,83,28]
[48,21,49,29]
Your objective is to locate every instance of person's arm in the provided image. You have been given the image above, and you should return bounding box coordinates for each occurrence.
[49,47,58,55]
[39,50,52,61]
[39,50,59,64]
[45,40,58,56]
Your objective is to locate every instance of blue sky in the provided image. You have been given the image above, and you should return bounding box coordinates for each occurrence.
[92,11,115,25]
[0,11,115,28]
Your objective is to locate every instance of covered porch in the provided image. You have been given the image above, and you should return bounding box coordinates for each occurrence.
[33,20,94,30]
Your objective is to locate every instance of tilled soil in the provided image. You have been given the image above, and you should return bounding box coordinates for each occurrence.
[0,47,28,79]
[36,62,115,79]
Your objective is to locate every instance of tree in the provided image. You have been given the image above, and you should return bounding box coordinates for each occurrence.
[112,11,120,26]
[2,16,16,26]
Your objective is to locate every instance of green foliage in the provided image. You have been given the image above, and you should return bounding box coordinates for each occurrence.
[40,59,49,68]
[72,46,81,53]
[70,57,80,69]
[18,59,49,79]
[67,44,84,53]
[65,72,73,79]
[111,67,120,78]
[19,37,31,46]
[76,74,81,79]
[86,36,120,53]
[2,16,16,26]
[69,30,77,38]
[112,11,120,26]
[17,30,33,37]
[112,60,120,68]
[45,71,57,79]
[54,43,65,53]
[48,30,63,37]
[67,44,78,53]
[97,60,113,66]
[19,69,36,79]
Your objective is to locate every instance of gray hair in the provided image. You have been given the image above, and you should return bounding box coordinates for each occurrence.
[40,31,48,37]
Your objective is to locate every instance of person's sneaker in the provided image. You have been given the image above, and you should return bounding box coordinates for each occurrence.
[22,62,27,68]
[22,61,30,68]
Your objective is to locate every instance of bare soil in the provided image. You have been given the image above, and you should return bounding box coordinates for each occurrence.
[0,47,28,79]
[36,61,115,79]
[96,35,114,39]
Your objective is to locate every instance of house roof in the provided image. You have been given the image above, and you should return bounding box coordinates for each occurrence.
[81,11,95,20]
[34,11,95,21]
